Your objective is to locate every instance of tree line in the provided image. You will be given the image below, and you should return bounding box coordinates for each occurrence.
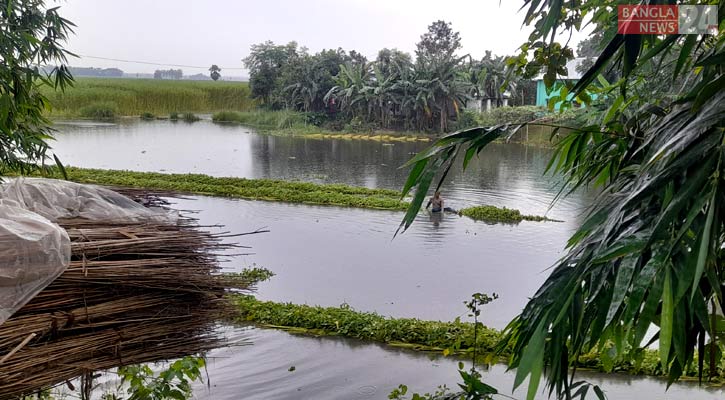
[243,21,537,133]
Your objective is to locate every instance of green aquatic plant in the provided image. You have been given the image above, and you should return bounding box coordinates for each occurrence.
[458,205,554,223]
[224,266,275,287]
[169,111,179,121]
[78,102,118,120]
[233,294,501,357]
[232,295,725,381]
[140,112,155,120]
[40,167,408,211]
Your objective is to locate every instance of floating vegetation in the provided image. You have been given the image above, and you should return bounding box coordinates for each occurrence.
[140,111,155,120]
[42,167,408,211]
[78,101,118,120]
[233,296,723,380]
[232,295,500,357]
[169,111,179,121]
[459,205,557,223]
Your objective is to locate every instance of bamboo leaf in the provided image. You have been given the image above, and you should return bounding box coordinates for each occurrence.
[53,153,68,180]
[659,267,673,368]
[605,255,637,326]
[691,190,716,301]
[400,159,428,198]
[673,35,696,82]
[514,320,546,391]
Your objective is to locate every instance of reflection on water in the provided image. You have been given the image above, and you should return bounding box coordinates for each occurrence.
[194,327,724,400]
[52,120,593,219]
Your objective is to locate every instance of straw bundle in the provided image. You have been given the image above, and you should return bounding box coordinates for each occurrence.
[0,190,262,398]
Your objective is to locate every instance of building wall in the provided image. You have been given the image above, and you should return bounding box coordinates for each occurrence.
[536,79,596,110]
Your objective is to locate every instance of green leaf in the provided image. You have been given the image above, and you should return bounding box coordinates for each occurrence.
[400,159,428,198]
[605,255,637,326]
[659,267,673,368]
[673,35,696,82]
[691,187,717,301]
[53,153,68,180]
[514,319,546,392]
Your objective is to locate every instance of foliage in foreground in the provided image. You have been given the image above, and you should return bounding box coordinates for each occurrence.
[111,356,205,400]
[41,167,408,210]
[0,0,74,176]
[397,1,725,399]
[21,356,206,400]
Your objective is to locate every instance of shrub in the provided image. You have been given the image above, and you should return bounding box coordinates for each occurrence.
[453,110,480,130]
[78,101,118,120]
[478,105,545,126]
[182,112,200,122]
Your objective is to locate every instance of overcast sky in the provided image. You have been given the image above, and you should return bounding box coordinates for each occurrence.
[58,0,590,77]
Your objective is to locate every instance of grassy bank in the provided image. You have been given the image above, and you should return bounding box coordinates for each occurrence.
[233,296,723,381]
[212,110,432,141]
[41,78,256,117]
[44,167,408,211]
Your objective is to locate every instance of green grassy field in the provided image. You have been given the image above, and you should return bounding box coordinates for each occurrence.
[40,77,256,117]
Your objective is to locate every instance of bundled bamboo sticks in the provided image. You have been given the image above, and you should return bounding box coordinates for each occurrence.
[0,189,261,398]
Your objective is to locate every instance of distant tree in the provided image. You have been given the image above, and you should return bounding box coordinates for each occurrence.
[575,31,605,76]
[347,50,368,68]
[375,48,412,79]
[209,64,221,81]
[415,21,470,132]
[243,41,299,107]
[153,69,183,80]
[0,0,74,175]
[104,68,123,77]
[415,20,462,63]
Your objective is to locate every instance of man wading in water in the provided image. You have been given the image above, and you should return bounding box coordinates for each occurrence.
[426,191,444,212]
[426,191,458,214]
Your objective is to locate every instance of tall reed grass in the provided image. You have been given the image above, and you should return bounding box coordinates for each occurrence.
[41,78,256,117]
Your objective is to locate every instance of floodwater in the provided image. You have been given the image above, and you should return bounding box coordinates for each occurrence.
[51,120,723,399]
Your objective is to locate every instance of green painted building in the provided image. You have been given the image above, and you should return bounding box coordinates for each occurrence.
[535,58,587,110]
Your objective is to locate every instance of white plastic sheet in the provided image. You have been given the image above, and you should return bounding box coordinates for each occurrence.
[0,205,70,325]
[0,177,171,222]
[0,177,174,326]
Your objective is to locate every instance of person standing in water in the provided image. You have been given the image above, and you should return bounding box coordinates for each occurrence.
[426,191,444,212]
